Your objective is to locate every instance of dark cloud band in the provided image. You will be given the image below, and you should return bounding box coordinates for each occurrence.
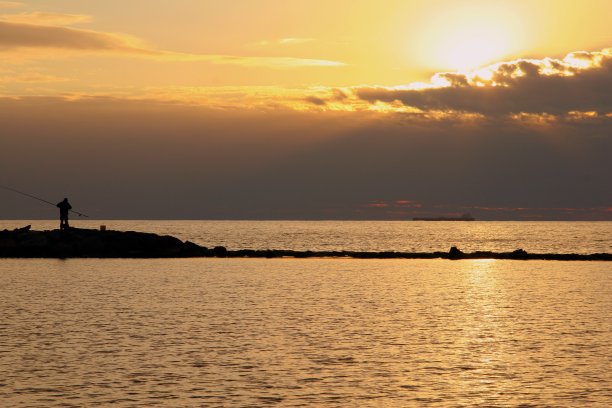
[355,49,611,116]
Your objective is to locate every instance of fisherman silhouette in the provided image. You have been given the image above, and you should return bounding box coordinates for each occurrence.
[57,198,72,230]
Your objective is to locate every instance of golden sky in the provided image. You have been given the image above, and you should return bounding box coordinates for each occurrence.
[1,0,611,101]
[1,1,611,219]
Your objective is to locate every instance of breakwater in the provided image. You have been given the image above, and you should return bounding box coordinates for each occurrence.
[1,227,610,260]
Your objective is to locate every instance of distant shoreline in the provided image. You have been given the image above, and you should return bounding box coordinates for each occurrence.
[1,227,610,261]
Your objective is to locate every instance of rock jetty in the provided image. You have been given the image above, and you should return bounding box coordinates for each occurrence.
[0,226,207,258]
[0,227,610,261]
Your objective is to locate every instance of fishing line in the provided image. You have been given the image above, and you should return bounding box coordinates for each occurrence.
[0,184,90,217]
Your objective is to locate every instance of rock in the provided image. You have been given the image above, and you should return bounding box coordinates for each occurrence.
[77,235,105,254]
[19,232,48,248]
[212,246,227,257]
[0,227,209,258]
[182,241,207,257]
[448,246,463,259]
[510,248,529,259]
[0,238,17,256]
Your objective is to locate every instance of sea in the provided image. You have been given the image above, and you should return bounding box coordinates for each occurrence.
[1,221,610,407]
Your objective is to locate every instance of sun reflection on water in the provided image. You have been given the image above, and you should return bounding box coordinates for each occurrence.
[0,258,609,406]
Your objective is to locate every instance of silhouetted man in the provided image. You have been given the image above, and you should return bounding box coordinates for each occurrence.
[57,198,72,230]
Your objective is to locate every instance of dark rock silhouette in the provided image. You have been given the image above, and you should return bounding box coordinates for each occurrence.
[449,246,463,259]
[212,246,228,257]
[0,227,610,261]
[0,227,208,258]
[511,248,528,259]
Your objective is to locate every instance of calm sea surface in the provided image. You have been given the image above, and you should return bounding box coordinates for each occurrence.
[1,221,611,407]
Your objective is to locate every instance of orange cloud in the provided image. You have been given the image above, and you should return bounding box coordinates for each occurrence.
[394,200,422,208]
[256,38,315,46]
[0,21,151,53]
[0,71,68,83]
[366,200,422,209]
[161,53,344,68]
[367,201,388,208]
[0,12,92,26]
[0,20,344,68]
[0,2,23,9]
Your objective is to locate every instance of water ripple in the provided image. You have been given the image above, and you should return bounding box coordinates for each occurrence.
[0,258,610,407]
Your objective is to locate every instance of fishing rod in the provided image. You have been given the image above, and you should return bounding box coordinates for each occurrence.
[0,184,90,218]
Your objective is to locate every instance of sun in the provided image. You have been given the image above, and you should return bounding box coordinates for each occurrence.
[439,24,514,71]
[411,2,527,72]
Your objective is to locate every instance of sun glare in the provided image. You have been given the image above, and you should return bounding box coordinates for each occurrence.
[441,26,512,71]
[411,2,527,72]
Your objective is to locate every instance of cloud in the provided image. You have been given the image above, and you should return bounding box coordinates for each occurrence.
[0,71,68,83]
[304,96,327,106]
[162,53,344,68]
[0,96,610,220]
[366,200,422,209]
[0,2,23,9]
[0,20,344,68]
[256,38,315,46]
[47,86,351,112]
[354,48,612,116]
[303,88,350,107]
[0,12,92,26]
[278,38,314,45]
[0,21,151,53]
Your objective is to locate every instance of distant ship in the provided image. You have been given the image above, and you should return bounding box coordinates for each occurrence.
[413,213,475,221]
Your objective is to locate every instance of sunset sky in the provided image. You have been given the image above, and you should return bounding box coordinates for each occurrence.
[1,0,611,219]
